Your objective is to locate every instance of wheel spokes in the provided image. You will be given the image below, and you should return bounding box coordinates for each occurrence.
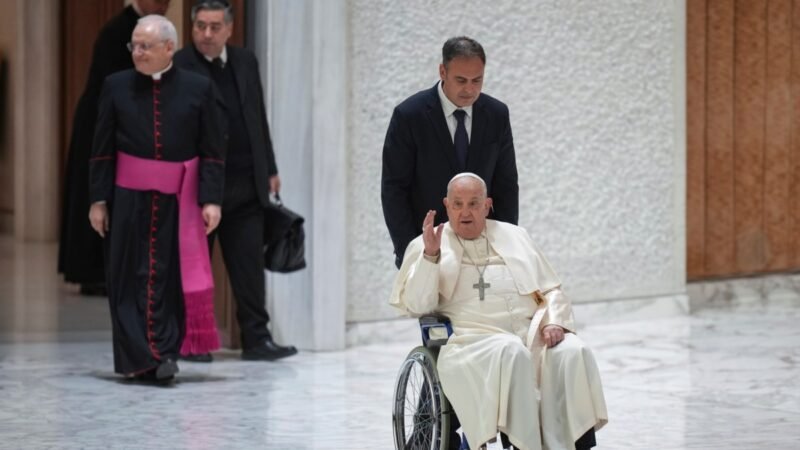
[402,358,440,449]
[394,352,444,450]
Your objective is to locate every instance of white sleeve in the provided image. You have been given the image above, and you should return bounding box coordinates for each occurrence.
[398,252,440,315]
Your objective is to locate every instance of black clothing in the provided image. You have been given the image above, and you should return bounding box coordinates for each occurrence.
[209,173,270,348]
[453,109,468,169]
[59,5,140,283]
[174,45,279,208]
[175,45,284,351]
[90,68,225,375]
[206,60,253,174]
[575,427,597,450]
[381,83,519,267]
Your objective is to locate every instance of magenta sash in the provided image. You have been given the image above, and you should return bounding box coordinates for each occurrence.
[115,151,220,355]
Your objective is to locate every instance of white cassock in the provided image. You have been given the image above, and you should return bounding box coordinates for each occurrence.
[389,220,608,450]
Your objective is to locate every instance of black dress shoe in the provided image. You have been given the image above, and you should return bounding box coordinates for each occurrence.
[155,358,179,380]
[180,353,213,363]
[127,369,167,385]
[131,371,156,382]
[241,338,298,361]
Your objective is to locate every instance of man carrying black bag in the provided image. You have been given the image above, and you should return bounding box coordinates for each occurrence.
[174,0,297,362]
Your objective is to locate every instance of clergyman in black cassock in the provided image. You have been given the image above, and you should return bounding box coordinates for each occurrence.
[59,0,170,293]
[173,0,297,362]
[89,16,224,381]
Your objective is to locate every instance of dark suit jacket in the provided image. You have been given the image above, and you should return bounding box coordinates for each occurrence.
[174,45,278,207]
[382,83,519,267]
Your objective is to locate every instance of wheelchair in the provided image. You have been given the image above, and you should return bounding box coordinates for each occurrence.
[392,315,517,450]
[392,314,454,450]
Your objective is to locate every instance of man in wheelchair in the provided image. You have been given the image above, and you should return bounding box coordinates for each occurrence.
[389,173,608,450]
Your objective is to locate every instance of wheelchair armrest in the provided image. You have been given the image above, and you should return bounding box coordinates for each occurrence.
[419,314,453,348]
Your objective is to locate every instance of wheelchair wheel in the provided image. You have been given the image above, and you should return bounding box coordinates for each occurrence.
[392,345,452,450]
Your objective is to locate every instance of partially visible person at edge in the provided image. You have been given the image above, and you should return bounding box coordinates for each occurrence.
[59,0,171,296]
[89,15,224,384]
[174,0,297,362]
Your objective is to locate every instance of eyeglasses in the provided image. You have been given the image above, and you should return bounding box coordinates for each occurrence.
[127,41,166,53]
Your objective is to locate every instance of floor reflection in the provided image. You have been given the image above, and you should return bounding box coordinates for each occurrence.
[1,236,798,448]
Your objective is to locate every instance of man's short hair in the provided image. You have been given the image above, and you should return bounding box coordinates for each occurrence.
[191,0,234,23]
[447,172,487,198]
[442,36,486,67]
[137,15,178,47]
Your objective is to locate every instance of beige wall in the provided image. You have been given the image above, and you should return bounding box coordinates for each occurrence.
[14,0,60,241]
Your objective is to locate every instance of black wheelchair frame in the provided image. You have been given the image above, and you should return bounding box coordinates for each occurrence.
[392,314,455,450]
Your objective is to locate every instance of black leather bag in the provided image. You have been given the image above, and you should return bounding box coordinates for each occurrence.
[262,194,306,273]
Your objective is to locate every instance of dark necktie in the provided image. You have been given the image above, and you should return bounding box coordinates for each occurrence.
[453,109,468,169]
[212,57,224,69]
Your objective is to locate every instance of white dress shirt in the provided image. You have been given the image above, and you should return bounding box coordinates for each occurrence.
[202,46,228,66]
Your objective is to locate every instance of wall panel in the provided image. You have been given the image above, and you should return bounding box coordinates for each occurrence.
[688,0,800,278]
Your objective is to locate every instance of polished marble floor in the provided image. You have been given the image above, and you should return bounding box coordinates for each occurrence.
[1,237,799,449]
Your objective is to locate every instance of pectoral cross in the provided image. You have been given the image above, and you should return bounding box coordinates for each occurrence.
[473,276,491,301]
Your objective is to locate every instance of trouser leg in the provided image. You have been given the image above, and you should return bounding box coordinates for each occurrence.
[449,412,462,450]
[215,174,271,349]
[574,428,596,450]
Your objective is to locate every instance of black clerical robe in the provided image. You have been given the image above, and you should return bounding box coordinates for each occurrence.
[59,5,140,284]
[90,67,225,375]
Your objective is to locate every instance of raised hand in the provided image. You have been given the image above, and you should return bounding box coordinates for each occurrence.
[422,210,444,257]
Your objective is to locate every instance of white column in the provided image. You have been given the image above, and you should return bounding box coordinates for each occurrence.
[671,0,687,292]
[14,0,60,241]
[253,0,348,350]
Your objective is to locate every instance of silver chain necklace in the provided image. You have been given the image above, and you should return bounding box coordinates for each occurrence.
[457,233,491,300]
